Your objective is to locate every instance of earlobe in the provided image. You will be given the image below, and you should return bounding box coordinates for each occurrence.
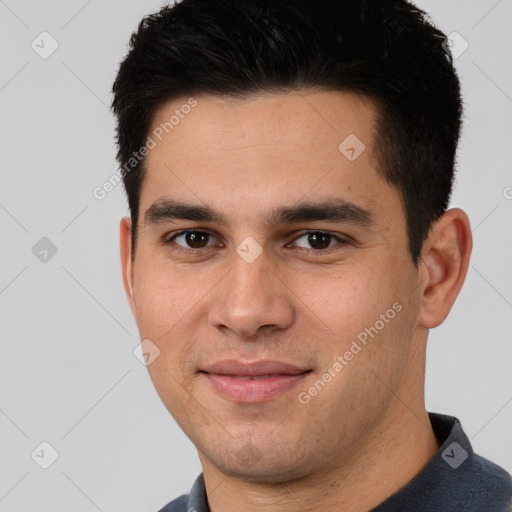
[120,216,135,312]
[417,208,472,329]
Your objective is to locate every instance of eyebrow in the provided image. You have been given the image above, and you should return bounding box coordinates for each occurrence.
[144,198,374,228]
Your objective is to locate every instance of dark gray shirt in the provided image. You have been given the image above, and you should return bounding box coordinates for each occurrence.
[158,413,512,511]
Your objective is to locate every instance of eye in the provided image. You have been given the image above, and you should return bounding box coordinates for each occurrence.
[289,231,347,251]
[166,230,220,250]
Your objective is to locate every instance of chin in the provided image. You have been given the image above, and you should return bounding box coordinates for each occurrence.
[217,461,310,484]
[202,442,318,484]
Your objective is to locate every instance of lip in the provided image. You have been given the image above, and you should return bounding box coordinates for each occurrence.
[200,359,312,403]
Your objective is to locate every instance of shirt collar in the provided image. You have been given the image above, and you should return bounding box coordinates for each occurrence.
[370,412,474,510]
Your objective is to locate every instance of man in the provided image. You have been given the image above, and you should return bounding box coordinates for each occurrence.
[112,0,512,510]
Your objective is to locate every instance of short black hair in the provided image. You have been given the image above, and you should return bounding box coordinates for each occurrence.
[111,0,463,263]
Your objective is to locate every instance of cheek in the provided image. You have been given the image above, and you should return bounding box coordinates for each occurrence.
[131,257,210,378]
[309,260,414,363]
[307,268,384,334]
[133,264,203,420]
[131,257,200,337]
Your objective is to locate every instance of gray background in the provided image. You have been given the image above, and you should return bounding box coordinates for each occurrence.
[0,0,511,510]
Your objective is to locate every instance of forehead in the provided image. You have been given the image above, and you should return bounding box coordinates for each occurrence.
[140,89,402,226]
[147,89,376,164]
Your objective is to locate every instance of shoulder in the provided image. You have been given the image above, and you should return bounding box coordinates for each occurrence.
[155,473,207,512]
[464,453,512,508]
[156,493,188,512]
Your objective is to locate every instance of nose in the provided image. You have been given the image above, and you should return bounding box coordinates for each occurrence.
[207,245,295,339]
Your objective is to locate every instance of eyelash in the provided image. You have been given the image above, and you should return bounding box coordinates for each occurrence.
[162,229,350,255]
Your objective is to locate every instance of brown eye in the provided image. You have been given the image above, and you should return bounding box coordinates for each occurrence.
[307,232,332,249]
[292,231,341,250]
[171,230,216,249]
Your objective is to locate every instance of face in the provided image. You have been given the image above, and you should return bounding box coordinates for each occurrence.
[121,90,426,482]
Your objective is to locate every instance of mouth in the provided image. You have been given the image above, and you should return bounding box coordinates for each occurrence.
[199,359,313,403]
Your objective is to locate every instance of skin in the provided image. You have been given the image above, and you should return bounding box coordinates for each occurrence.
[120,90,472,512]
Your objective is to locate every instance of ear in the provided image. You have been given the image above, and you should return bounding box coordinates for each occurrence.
[417,208,472,328]
[120,216,136,315]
